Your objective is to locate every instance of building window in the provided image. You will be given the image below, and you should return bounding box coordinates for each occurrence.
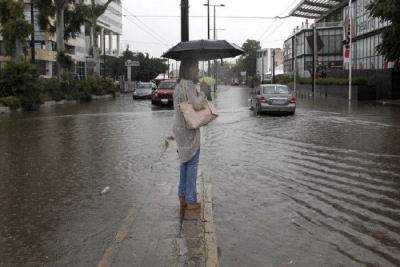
[76,61,85,78]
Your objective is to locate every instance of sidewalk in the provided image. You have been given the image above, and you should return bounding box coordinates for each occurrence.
[98,140,218,267]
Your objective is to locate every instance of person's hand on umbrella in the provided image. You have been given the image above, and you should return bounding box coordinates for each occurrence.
[200,81,208,93]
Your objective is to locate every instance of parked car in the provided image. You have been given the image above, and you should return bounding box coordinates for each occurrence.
[250,84,296,115]
[133,82,154,99]
[151,79,177,106]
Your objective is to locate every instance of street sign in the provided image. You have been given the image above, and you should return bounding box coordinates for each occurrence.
[241,71,246,76]
[125,60,140,67]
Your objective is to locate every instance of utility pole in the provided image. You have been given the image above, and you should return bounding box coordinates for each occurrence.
[181,0,189,41]
[30,1,35,63]
[312,24,316,95]
[103,29,106,78]
[272,49,275,84]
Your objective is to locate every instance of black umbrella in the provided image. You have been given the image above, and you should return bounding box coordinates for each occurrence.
[161,39,246,61]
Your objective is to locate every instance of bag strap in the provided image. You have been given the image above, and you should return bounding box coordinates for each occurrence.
[182,80,190,103]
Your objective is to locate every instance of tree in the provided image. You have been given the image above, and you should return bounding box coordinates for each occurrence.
[106,49,168,82]
[209,61,233,84]
[240,39,261,87]
[0,0,34,62]
[87,0,121,76]
[366,1,400,69]
[35,0,88,76]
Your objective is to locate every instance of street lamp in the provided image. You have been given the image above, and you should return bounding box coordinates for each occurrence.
[204,3,225,39]
[204,3,225,92]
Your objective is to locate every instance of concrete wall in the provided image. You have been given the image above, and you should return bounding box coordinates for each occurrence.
[326,69,400,99]
[288,83,377,100]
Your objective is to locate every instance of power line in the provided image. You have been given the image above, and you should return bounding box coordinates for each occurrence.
[120,7,173,46]
[258,0,299,43]
[123,15,288,19]
[105,7,172,49]
[104,12,288,20]
[123,40,170,46]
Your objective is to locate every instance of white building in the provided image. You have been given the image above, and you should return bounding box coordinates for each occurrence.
[0,1,122,78]
[256,48,283,81]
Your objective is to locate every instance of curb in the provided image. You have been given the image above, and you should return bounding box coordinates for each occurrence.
[202,172,219,267]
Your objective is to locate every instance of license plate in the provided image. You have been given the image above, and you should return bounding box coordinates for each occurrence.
[273,99,285,104]
[161,99,168,103]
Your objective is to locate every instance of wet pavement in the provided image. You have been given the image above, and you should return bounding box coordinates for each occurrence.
[0,95,217,267]
[98,143,215,267]
[1,87,400,267]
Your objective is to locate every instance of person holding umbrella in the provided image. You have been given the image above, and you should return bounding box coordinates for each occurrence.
[173,57,208,210]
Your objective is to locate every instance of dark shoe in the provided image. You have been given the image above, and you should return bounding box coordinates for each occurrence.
[187,201,201,210]
[179,196,187,207]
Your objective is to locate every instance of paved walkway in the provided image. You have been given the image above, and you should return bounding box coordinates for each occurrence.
[97,136,218,267]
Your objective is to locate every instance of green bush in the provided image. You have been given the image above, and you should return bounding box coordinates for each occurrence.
[99,78,115,96]
[41,77,63,101]
[351,77,367,85]
[277,74,292,84]
[299,77,312,84]
[297,77,367,86]
[262,80,272,84]
[0,96,21,110]
[74,77,93,102]
[0,62,42,110]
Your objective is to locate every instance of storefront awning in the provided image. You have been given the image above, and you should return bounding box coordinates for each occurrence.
[289,0,347,19]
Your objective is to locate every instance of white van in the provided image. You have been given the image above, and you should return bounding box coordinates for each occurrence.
[298,70,311,78]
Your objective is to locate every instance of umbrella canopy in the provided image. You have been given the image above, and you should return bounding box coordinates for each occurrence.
[161,39,246,61]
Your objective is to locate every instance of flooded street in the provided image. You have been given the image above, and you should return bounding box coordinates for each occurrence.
[0,97,176,266]
[209,87,400,266]
[1,86,400,266]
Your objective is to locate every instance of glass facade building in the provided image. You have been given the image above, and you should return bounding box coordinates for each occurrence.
[285,0,393,74]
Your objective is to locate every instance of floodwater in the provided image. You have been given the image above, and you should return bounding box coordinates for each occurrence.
[208,87,400,266]
[0,96,175,266]
[0,87,399,267]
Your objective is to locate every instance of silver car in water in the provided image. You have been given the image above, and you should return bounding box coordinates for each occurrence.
[133,82,154,99]
[250,84,296,115]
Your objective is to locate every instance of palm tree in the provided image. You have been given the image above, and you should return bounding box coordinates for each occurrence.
[0,0,34,62]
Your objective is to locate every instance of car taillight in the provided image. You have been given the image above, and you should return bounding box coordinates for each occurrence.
[290,96,296,103]
[260,96,267,103]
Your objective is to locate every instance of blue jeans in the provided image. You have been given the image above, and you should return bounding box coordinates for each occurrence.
[178,147,200,204]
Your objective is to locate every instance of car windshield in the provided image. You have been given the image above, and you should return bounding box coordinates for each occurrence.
[263,86,290,94]
[159,82,177,89]
[138,83,152,89]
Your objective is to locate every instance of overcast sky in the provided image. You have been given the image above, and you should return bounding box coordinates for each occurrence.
[121,0,309,62]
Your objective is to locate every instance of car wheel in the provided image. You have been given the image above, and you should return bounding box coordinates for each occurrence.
[288,111,295,115]
[254,104,260,115]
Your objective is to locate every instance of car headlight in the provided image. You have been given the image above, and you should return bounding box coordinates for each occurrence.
[133,91,137,95]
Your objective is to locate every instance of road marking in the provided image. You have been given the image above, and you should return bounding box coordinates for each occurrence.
[97,185,150,267]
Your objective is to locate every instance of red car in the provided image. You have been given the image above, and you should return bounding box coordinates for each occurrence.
[151,79,177,106]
